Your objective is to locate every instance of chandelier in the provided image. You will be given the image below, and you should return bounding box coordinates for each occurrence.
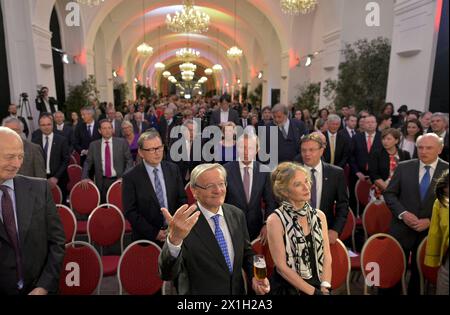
[227,0,243,60]
[280,0,318,15]
[179,62,197,72]
[137,0,153,56]
[166,0,210,34]
[198,76,208,84]
[204,68,213,75]
[181,71,195,81]
[76,0,105,5]
[176,48,200,61]
[162,71,171,78]
[212,64,223,73]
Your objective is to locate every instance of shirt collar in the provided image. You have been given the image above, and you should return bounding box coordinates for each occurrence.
[144,161,162,174]
[420,159,439,171]
[304,160,322,173]
[197,201,224,220]
[328,130,337,137]
[0,178,14,191]
[102,137,113,143]
[346,126,354,134]
[238,160,254,170]
[43,132,54,139]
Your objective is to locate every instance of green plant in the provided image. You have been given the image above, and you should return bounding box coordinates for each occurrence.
[323,37,391,113]
[64,75,99,114]
[114,82,129,109]
[248,83,263,108]
[294,82,321,113]
[136,84,153,100]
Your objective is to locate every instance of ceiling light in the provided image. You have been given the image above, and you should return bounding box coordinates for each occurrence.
[166,0,210,34]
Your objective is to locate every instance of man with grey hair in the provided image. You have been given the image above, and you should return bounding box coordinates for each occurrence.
[266,103,308,163]
[7,104,29,138]
[122,130,187,244]
[53,111,74,150]
[2,117,46,179]
[384,133,449,294]
[430,112,449,162]
[323,114,350,168]
[73,106,101,166]
[419,111,432,134]
[159,163,270,295]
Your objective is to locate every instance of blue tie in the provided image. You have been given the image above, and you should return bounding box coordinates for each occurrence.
[43,136,49,161]
[153,168,166,209]
[212,215,233,273]
[419,165,431,201]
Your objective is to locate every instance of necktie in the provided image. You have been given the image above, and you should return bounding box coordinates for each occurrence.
[310,169,317,209]
[280,126,288,140]
[243,166,251,203]
[0,185,23,288]
[419,165,431,201]
[43,136,49,161]
[367,134,373,153]
[87,125,92,137]
[330,134,336,165]
[153,168,166,209]
[104,141,112,178]
[212,214,233,273]
[389,154,397,177]
[351,130,356,138]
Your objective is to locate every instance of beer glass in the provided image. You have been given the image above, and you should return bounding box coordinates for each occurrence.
[253,255,267,280]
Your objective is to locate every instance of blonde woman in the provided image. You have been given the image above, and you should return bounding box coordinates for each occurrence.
[267,162,332,295]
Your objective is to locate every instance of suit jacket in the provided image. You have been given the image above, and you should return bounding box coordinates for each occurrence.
[73,121,101,153]
[368,148,411,182]
[0,176,66,294]
[440,131,449,162]
[209,108,240,126]
[132,120,151,135]
[159,116,179,147]
[158,203,254,295]
[224,161,277,240]
[383,158,449,250]
[323,132,350,168]
[111,119,123,138]
[238,118,251,128]
[18,140,46,179]
[82,137,133,189]
[122,161,187,242]
[56,123,74,151]
[349,131,382,175]
[35,97,57,114]
[338,129,357,153]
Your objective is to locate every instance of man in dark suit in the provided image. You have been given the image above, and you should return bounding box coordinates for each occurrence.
[73,106,101,166]
[32,114,70,202]
[0,127,66,295]
[300,133,349,244]
[105,107,122,138]
[53,111,74,151]
[338,114,358,145]
[123,130,187,244]
[238,107,251,128]
[384,133,449,295]
[159,108,179,150]
[224,133,276,241]
[159,163,270,295]
[430,113,449,162]
[7,104,29,138]
[132,112,151,135]
[209,95,240,126]
[35,86,58,115]
[323,114,350,169]
[80,120,133,202]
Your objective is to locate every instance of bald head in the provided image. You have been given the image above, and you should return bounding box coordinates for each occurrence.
[416,133,444,164]
[0,126,24,182]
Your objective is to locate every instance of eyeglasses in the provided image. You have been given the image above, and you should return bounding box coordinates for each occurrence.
[140,145,164,153]
[194,182,227,191]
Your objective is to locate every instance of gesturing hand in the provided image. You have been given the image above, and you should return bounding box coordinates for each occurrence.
[162,204,201,246]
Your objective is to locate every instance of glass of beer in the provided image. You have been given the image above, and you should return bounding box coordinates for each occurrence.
[253,255,267,280]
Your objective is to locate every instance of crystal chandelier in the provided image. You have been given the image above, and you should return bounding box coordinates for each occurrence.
[227,0,243,60]
[76,0,105,6]
[204,68,213,75]
[166,0,210,34]
[212,64,223,73]
[162,71,171,78]
[179,62,197,72]
[280,0,318,15]
[176,48,200,61]
[181,71,195,81]
[137,0,153,56]
[198,76,208,84]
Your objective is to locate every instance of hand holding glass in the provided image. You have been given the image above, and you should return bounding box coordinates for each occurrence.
[253,255,267,280]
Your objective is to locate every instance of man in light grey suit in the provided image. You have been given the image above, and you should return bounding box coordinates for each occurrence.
[81,119,133,202]
[2,117,46,179]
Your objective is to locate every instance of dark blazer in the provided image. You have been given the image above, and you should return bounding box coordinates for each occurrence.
[123,161,187,242]
[111,119,123,138]
[350,131,382,175]
[238,118,251,128]
[441,132,449,162]
[323,132,350,168]
[132,120,151,135]
[368,148,411,183]
[159,116,179,147]
[338,128,357,152]
[158,203,254,295]
[18,140,46,179]
[35,97,57,114]
[224,161,277,241]
[73,121,101,153]
[383,158,449,250]
[0,176,66,294]
[56,123,74,151]
[209,108,240,126]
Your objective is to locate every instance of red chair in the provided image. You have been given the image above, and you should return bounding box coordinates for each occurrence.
[69,181,100,234]
[51,185,63,205]
[71,151,81,165]
[355,179,372,217]
[185,183,196,205]
[106,179,132,233]
[87,204,125,277]
[117,240,163,295]
[362,200,392,240]
[59,241,103,295]
[417,237,439,295]
[56,204,77,244]
[69,155,78,166]
[360,233,406,294]
[251,238,274,279]
[339,207,357,252]
[67,164,82,192]
[330,239,351,294]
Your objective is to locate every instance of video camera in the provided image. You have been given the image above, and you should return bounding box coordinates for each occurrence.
[20,92,29,99]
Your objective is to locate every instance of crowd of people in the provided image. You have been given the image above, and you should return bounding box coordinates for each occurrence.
[0,92,448,296]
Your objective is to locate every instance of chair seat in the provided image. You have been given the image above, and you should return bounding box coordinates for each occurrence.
[77,221,87,234]
[102,255,120,277]
[125,220,132,233]
[351,255,361,270]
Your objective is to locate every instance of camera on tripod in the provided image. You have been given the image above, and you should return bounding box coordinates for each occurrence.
[18,91,33,121]
[20,92,29,99]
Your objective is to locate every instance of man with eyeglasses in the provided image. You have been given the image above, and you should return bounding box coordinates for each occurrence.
[159,163,270,295]
[123,130,187,245]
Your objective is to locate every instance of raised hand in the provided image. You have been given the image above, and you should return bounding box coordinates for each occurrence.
[162,204,201,246]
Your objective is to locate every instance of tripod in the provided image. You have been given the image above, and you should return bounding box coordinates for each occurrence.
[18,93,34,134]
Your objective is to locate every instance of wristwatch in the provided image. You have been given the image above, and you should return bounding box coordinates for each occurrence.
[321,281,331,289]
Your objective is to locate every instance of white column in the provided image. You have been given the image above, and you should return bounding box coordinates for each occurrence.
[386,0,442,112]
[319,29,341,108]
[280,51,290,105]
[86,49,95,76]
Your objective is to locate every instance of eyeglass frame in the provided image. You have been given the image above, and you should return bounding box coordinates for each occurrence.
[140,145,164,153]
[194,182,227,191]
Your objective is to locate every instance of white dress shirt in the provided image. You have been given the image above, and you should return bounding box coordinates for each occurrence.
[42,133,54,175]
[56,123,64,131]
[101,138,117,177]
[86,122,95,136]
[220,110,230,124]
[346,126,355,138]
[304,160,323,210]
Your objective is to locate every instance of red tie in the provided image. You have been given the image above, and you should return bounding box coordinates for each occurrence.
[367,134,373,153]
[105,141,112,178]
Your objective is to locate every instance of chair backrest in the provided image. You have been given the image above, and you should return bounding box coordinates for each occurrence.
[69,154,78,166]
[185,183,196,205]
[417,237,440,294]
[106,179,123,212]
[69,181,100,216]
[59,241,103,295]
[360,233,406,293]
[51,185,63,205]
[56,204,77,244]
[251,238,274,279]
[355,179,372,215]
[71,151,81,165]
[339,208,355,242]
[67,164,82,192]
[330,239,351,293]
[87,204,125,251]
[362,200,393,239]
[117,240,163,295]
